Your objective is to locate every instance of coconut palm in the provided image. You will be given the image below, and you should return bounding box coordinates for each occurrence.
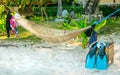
[0,0,57,9]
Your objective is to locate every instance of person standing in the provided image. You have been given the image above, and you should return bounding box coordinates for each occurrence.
[10,16,18,37]
[5,10,12,38]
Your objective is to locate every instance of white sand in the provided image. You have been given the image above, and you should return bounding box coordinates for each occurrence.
[0,33,120,75]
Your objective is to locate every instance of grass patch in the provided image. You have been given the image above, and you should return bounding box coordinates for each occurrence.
[0,21,63,43]
[0,26,39,42]
[98,20,120,35]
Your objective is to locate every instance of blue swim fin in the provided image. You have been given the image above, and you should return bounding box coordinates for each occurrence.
[96,45,108,70]
[85,46,97,69]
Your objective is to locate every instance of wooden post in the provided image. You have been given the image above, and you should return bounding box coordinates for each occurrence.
[41,7,48,22]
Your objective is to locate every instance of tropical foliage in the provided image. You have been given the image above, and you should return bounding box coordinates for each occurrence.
[0,5,6,34]
[0,0,57,11]
[62,15,107,48]
[62,15,89,48]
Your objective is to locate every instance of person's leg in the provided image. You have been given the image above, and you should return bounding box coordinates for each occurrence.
[10,25,15,35]
[15,28,18,37]
[6,27,10,38]
[6,23,12,38]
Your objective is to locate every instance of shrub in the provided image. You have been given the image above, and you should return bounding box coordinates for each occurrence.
[33,6,83,17]
[0,5,6,34]
[99,4,120,16]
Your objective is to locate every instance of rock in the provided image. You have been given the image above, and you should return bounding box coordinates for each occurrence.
[62,9,69,18]
[55,18,64,22]
[70,11,75,18]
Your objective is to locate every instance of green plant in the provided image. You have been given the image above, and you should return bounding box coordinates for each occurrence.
[94,20,107,32]
[62,15,89,48]
[33,6,83,17]
[62,14,107,48]
[0,5,6,34]
[99,5,120,16]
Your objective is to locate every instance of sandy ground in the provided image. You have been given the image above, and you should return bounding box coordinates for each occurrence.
[0,33,120,75]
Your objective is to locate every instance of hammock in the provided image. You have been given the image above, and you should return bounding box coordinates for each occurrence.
[15,9,120,43]
[15,16,91,43]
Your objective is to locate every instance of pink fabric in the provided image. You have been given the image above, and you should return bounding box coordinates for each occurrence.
[10,16,17,29]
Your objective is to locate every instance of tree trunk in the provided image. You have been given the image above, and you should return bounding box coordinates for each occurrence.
[57,0,62,18]
[113,0,116,3]
[82,0,87,8]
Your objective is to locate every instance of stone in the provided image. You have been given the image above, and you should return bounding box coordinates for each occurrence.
[69,11,75,18]
[62,10,68,18]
